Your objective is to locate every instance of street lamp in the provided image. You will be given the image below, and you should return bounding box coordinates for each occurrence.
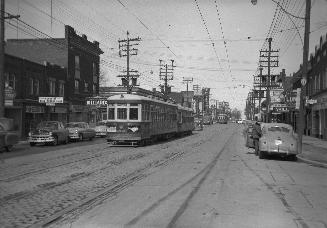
[250,0,311,155]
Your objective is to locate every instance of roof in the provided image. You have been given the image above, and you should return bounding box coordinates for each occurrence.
[108,94,177,107]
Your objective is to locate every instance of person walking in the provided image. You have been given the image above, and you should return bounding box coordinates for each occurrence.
[252,122,262,156]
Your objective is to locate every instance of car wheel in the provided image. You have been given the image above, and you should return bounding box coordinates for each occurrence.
[89,136,93,141]
[289,155,297,161]
[63,137,69,144]
[79,134,84,141]
[259,150,265,159]
[30,142,36,147]
[52,136,58,146]
[5,145,13,152]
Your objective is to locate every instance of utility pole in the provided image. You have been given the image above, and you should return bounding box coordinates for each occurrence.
[118,31,141,94]
[159,59,175,101]
[193,84,201,117]
[183,77,193,108]
[0,0,20,117]
[298,0,311,154]
[259,38,279,122]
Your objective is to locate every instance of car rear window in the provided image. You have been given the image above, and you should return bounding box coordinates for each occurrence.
[268,126,290,133]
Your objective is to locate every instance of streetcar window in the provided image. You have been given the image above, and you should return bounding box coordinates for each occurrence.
[129,108,138,120]
[108,108,115,120]
[117,108,127,119]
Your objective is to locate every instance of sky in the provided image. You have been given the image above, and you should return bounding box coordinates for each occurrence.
[5,0,327,114]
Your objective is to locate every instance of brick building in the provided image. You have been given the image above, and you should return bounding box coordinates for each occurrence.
[4,25,103,138]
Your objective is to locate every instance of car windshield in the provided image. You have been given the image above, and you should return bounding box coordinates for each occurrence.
[37,122,58,130]
[267,126,290,133]
[67,123,85,128]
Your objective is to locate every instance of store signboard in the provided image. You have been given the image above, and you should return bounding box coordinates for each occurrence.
[39,97,63,106]
[86,96,107,106]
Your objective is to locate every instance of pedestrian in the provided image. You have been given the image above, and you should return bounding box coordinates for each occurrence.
[252,122,262,156]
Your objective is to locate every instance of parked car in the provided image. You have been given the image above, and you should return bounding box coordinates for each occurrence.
[259,123,298,160]
[28,121,69,146]
[0,118,19,152]
[245,124,254,149]
[94,121,110,137]
[66,122,96,141]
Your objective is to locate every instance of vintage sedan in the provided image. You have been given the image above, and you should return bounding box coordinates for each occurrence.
[28,121,69,146]
[259,123,298,160]
[0,118,19,152]
[66,122,96,141]
[93,121,109,138]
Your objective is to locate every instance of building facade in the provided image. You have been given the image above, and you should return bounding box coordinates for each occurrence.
[4,25,103,138]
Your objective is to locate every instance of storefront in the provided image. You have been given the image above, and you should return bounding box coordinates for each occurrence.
[310,95,327,139]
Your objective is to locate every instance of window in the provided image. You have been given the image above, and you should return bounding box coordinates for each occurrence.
[93,62,97,83]
[49,78,56,95]
[84,82,89,92]
[117,108,127,119]
[59,81,65,97]
[5,72,15,89]
[34,79,39,95]
[29,78,34,95]
[75,55,80,79]
[108,108,115,120]
[74,80,79,93]
[93,84,97,94]
[129,107,138,120]
[323,68,327,89]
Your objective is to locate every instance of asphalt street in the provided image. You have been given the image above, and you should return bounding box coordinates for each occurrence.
[0,124,326,228]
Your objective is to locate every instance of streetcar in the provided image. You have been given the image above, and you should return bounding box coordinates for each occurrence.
[217,113,228,124]
[105,94,194,146]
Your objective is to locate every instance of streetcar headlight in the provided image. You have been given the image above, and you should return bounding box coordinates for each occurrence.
[28,132,31,137]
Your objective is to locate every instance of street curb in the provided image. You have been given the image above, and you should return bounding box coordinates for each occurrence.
[297,155,327,168]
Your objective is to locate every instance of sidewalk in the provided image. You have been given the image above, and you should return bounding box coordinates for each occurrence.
[298,135,327,168]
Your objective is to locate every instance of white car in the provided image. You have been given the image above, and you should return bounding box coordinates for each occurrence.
[94,121,110,138]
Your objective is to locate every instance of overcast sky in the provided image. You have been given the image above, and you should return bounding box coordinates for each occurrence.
[6,0,327,113]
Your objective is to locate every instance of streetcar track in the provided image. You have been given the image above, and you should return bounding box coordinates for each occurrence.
[0,144,115,182]
[238,156,310,228]
[34,140,197,228]
[125,130,235,227]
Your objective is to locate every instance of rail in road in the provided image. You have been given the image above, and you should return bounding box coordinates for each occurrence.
[0,124,231,228]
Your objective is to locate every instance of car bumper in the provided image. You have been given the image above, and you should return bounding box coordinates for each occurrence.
[28,136,54,143]
[69,133,79,139]
[96,132,107,136]
[263,149,297,156]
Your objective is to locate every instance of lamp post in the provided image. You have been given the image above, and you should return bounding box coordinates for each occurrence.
[251,0,311,154]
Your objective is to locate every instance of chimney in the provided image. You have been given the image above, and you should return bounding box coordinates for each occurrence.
[82,34,87,40]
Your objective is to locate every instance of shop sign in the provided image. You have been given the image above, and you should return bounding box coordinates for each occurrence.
[273,107,289,113]
[26,105,45,113]
[306,99,317,105]
[39,97,63,106]
[270,89,284,103]
[5,86,16,106]
[86,96,107,106]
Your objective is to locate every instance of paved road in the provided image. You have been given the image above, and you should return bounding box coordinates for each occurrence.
[0,124,326,228]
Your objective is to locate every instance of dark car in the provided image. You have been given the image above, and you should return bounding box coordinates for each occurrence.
[0,118,19,152]
[28,121,69,146]
[66,122,96,141]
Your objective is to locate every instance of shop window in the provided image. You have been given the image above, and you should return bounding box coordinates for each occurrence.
[93,84,97,94]
[75,55,80,79]
[29,78,34,95]
[129,107,138,120]
[117,108,127,119]
[93,62,97,83]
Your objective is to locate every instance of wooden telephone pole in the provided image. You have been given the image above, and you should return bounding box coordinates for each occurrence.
[0,0,20,117]
[118,31,141,94]
[159,59,175,101]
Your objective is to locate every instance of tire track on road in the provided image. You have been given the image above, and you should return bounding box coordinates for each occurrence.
[125,129,236,227]
[238,156,310,228]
